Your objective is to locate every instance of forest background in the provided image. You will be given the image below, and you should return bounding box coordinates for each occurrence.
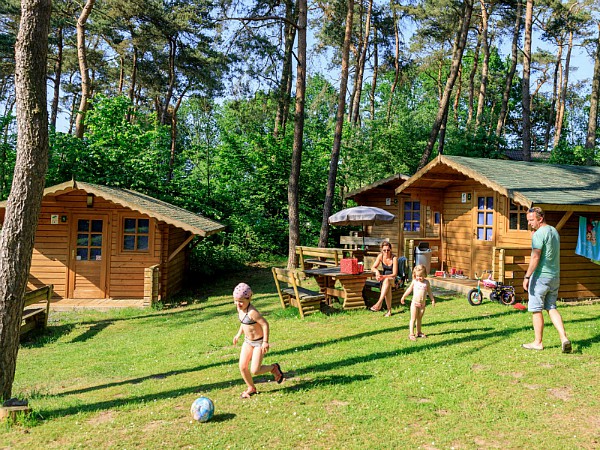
[1,0,600,275]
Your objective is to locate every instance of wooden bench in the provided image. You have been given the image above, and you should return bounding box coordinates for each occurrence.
[272,268,325,319]
[21,285,52,336]
[296,246,345,270]
[362,255,408,308]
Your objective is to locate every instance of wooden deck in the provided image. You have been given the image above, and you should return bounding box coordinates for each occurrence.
[428,276,492,297]
[45,298,146,311]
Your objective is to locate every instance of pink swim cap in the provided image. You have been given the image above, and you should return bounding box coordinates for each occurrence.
[233,282,253,299]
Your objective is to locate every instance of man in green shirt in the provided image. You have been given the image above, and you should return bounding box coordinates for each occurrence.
[522,207,572,353]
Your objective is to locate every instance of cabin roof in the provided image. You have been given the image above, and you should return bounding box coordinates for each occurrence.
[346,173,410,199]
[395,155,600,209]
[36,180,225,236]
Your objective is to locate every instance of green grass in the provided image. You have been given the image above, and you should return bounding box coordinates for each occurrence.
[3,264,600,449]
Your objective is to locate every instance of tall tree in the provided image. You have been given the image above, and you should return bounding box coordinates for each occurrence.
[0,0,51,400]
[74,0,95,138]
[522,0,533,161]
[495,0,521,139]
[319,0,354,248]
[350,0,373,125]
[586,22,600,154]
[288,0,307,268]
[475,0,491,129]
[418,0,474,169]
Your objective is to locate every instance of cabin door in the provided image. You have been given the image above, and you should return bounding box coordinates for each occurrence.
[68,215,108,299]
[471,191,496,277]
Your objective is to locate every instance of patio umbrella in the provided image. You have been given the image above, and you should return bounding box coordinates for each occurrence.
[328,206,396,248]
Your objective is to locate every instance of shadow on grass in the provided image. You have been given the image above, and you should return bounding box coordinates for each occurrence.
[44,310,598,420]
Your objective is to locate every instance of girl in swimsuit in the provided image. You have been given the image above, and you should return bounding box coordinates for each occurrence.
[232,282,284,398]
[400,264,436,341]
[370,241,398,317]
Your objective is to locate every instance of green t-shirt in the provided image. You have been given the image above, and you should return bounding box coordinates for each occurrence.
[532,224,560,278]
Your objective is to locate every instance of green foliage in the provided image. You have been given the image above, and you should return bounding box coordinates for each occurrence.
[549,143,599,166]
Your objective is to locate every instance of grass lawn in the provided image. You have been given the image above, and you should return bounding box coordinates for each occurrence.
[3,264,600,449]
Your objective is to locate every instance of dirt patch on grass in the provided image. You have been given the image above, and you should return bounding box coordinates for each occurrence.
[472,364,489,372]
[87,410,116,425]
[548,386,572,401]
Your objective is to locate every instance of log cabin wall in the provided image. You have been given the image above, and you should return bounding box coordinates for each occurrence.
[108,210,162,299]
[29,204,70,297]
[553,212,600,299]
[162,225,190,298]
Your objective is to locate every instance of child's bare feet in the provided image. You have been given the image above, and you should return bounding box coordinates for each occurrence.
[384,311,392,317]
[271,363,284,384]
[409,334,416,341]
[240,387,257,399]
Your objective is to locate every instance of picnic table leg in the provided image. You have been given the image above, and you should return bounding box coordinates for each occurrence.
[338,277,368,310]
[313,275,334,305]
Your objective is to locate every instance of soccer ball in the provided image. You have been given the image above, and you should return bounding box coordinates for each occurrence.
[190,396,214,423]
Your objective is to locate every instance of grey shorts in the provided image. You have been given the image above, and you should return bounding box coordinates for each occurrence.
[528,276,560,312]
[244,336,264,348]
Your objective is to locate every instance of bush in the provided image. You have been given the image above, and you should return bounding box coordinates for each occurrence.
[189,238,249,279]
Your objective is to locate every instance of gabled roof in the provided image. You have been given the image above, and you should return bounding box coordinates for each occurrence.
[346,173,410,199]
[34,180,224,236]
[395,155,600,209]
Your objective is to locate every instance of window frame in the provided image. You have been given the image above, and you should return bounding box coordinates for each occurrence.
[506,199,530,234]
[402,200,421,234]
[118,213,154,255]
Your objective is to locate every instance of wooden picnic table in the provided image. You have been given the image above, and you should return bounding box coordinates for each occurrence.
[303,267,370,310]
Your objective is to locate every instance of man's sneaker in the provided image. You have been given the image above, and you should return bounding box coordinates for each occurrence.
[562,340,572,353]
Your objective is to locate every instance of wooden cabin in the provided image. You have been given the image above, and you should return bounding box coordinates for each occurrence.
[393,155,600,300]
[0,180,225,306]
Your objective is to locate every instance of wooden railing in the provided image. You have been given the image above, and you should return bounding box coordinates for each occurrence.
[492,246,530,293]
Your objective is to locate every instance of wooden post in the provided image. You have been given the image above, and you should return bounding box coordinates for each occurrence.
[499,248,505,283]
[144,265,160,307]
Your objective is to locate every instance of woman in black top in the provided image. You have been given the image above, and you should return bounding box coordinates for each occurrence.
[369,241,398,316]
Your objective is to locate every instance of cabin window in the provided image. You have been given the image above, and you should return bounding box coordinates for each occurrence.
[476,196,494,241]
[123,218,150,252]
[403,201,420,232]
[76,219,103,260]
[508,200,529,231]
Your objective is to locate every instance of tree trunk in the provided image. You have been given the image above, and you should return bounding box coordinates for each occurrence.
[0,0,51,401]
[50,25,63,129]
[453,65,462,123]
[553,29,573,148]
[522,0,533,161]
[74,0,96,139]
[369,24,378,122]
[585,23,600,154]
[475,0,490,129]
[350,0,373,125]
[274,0,296,138]
[288,0,307,268]
[419,0,474,169]
[543,43,562,152]
[386,9,401,124]
[160,37,177,126]
[318,0,353,248]
[495,0,521,139]
[467,23,481,127]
